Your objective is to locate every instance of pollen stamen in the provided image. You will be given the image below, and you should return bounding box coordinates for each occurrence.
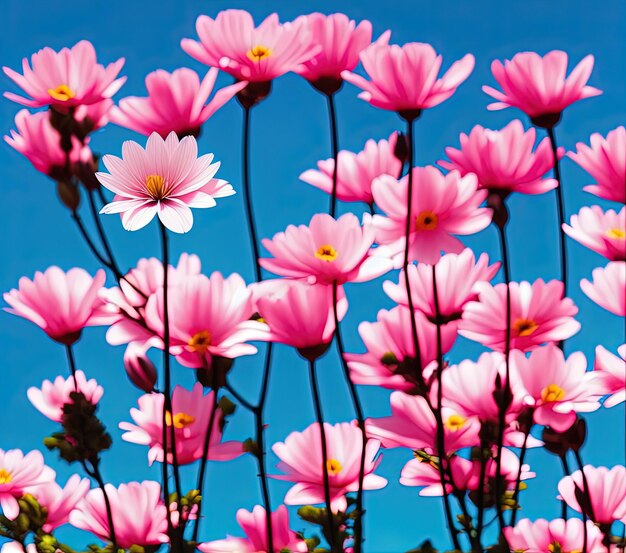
[48,84,75,102]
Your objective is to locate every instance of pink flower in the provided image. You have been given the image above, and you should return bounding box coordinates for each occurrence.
[120,383,243,465]
[383,249,499,320]
[253,279,346,355]
[27,474,90,532]
[97,132,232,233]
[271,422,387,512]
[3,40,126,109]
[581,261,626,316]
[563,206,626,261]
[123,342,157,392]
[459,279,581,352]
[569,126,626,203]
[439,120,559,195]
[594,344,625,408]
[4,110,91,178]
[504,518,603,553]
[342,33,474,114]
[294,13,372,86]
[483,51,602,122]
[1,543,37,553]
[142,272,267,369]
[0,449,56,520]
[558,465,626,524]
[27,371,104,422]
[181,10,317,83]
[110,67,246,138]
[74,99,114,132]
[3,267,109,345]
[345,306,457,392]
[510,345,603,432]
[300,132,402,204]
[371,167,491,265]
[260,213,392,285]
[69,481,168,547]
[198,505,307,553]
[365,392,480,455]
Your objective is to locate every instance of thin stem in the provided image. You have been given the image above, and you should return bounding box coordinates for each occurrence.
[65,345,78,390]
[574,450,592,553]
[242,106,262,283]
[89,459,118,548]
[86,189,123,281]
[509,419,533,526]
[559,454,572,519]
[96,186,107,207]
[308,359,339,552]
[225,381,256,412]
[332,282,366,553]
[71,211,110,268]
[326,92,339,218]
[475,439,489,541]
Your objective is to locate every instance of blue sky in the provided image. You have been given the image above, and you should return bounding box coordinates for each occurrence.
[1,0,624,551]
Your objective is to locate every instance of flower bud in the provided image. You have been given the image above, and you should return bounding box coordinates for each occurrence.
[124,343,157,393]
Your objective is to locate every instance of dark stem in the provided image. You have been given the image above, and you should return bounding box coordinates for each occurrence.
[65,345,78,391]
[559,454,572,519]
[326,92,339,218]
[242,106,262,283]
[509,419,533,526]
[225,381,256,412]
[308,359,339,553]
[332,282,366,553]
[96,186,107,207]
[475,438,489,542]
[86,189,124,281]
[574,450,591,553]
[71,211,111,268]
[83,459,118,548]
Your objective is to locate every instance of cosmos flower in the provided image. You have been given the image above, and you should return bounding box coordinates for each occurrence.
[580,261,626,316]
[563,206,625,260]
[594,344,626,407]
[504,518,603,553]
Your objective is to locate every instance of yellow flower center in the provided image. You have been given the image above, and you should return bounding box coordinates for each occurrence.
[541,383,566,403]
[415,210,439,231]
[246,45,272,62]
[512,318,539,337]
[145,174,169,200]
[606,228,626,239]
[165,411,196,429]
[444,414,467,431]
[48,84,75,101]
[0,469,12,485]
[381,351,400,366]
[315,244,339,262]
[326,458,343,475]
[188,330,212,354]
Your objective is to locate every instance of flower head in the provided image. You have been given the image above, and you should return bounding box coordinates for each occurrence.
[97,132,232,233]
[563,206,625,261]
[459,279,580,352]
[372,167,491,265]
[439,120,559,195]
[594,344,625,408]
[483,51,601,123]
[342,33,474,115]
[569,126,626,203]
[69,481,168,548]
[27,371,103,422]
[581,261,626,316]
[181,10,317,83]
[3,40,125,109]
[120,383,243,465]
[504,518,603,553]
[272,422,387,512]
[123,342,157,392]
[110,67,246,138]
[3,267,109,345]
[28,474,90,532]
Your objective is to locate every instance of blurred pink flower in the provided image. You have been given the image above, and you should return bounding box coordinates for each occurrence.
[110,67,246,138]
[260,213,392,284]
[0,449,55,520]
[345,306,456,392]
[342,32,474,114]
[510,345,603,432]
[383,249,499,320]
[69,481,168,547]
[123,342,157,392]
[271,422,387,512]
[294,13,372,87]
[181,10,317,82]
[3,267,109,345]
[372,167,490,265]
[74,99,114,132]
[28,474,90,532]
[97,132,232,233]
[504,518,603,553]
[569,126,625,203]
[3,40,126,109]
[365,392,480,455]
[558,465,626,524]
[459,279,580,352]
[27,370,104,422]
[439,120,560,195]
[563,206,625,260]
[483,51,601,122]
[0,543,37,553]
[120,383,243,465]
[198,505,307,553]
[300,132,402,204]
[4,110,91,178]
[581,261,626,316]
[594,344,625,408]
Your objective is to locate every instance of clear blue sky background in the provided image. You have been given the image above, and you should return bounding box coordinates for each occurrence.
[1,1,624,551]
